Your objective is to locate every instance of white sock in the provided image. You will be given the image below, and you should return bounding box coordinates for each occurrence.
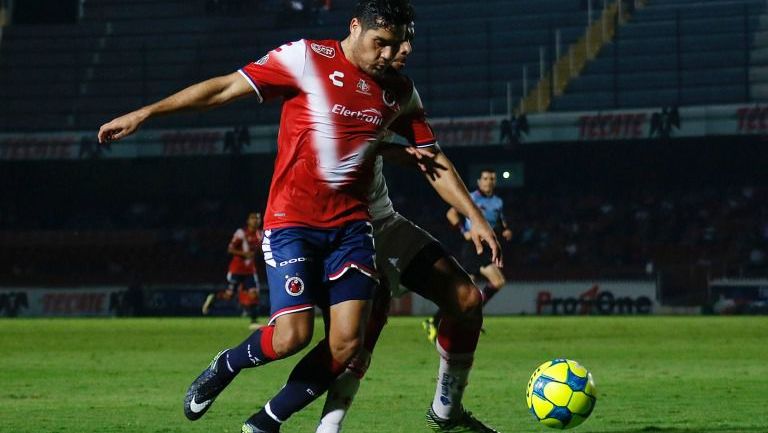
[431,341,474,420]
[316,351,371,433]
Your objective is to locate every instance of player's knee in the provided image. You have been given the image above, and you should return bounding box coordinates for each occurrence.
[462,281,484,311]
[448,280,483,322]
[330,334,363,364]
[346,351,371,379]
[272,324,313,357]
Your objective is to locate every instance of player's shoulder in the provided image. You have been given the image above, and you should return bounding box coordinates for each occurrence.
[263,39,309,63]
[233,227,246,237]
[304,39,339,60]
[380,69,415,96]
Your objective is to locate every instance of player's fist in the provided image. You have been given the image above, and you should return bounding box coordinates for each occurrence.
[502,228,513,241]
[97,109,148,144]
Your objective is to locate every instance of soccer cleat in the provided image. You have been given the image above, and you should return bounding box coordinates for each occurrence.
[422,318,438,344]
[183,350,236,421]
[242,421,278,433]
[426,406,500,433]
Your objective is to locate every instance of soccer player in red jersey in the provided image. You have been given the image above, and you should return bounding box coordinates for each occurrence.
[202,212,264,328]
[97,2,500,431]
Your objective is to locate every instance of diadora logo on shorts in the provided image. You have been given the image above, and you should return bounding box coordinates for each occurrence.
[311,43,336,58]
[279,257,308,267]
[285,276,305,296]
[332,104,383,126]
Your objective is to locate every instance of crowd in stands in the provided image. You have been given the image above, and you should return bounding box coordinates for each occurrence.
[2,183,766,286]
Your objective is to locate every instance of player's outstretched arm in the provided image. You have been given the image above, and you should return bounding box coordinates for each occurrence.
[97,72,253,143]
[384,144,502,267]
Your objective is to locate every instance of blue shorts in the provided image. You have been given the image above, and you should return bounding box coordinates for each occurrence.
[262,220,377,324]
[226,272,259,290]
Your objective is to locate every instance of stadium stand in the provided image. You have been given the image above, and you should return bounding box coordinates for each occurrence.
[551,0,768,110]
[0,0,593,131]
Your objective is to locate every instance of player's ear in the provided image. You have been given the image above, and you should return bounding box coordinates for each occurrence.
[349,18,362,40]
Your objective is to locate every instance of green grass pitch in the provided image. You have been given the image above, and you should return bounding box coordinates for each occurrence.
[1,316,766,432]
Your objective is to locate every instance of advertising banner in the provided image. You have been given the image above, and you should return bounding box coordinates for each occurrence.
[0,287,124,317]
[709,279,768,315]
[4,103,767,161]
[411,280,658,316]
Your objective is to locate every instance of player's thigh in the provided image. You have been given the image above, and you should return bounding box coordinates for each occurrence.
[324,221,377,306]
[263,228,323,323]
[373,213,437,297]
[479,263,505,288]
[404,252,480,315]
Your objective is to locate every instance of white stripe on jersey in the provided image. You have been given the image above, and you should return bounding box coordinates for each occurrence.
[301,50,349,188]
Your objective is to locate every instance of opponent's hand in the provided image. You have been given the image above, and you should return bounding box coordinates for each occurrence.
[404,146,445,180]
[468,218,503,268]
[97,110,147,144]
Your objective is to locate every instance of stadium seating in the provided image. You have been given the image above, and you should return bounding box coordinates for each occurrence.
[0,0,593,131]
[3,1,768,129]
[551,0,767,111]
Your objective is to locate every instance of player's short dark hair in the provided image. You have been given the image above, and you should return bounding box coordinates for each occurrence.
[479,168,497,177]
[353,0,415,32]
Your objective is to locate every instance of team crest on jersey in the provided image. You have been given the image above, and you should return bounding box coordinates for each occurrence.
[285,276,305,296]
[382,89,399,110]
[311,43,336,58]
[356,79,371,95]
[255,54,270,66]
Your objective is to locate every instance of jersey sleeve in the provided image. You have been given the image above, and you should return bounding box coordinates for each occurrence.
[229,228,245,250]
[388,87,438,147]
[238,39,307,103]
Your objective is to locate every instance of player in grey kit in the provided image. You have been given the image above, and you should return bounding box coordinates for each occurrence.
[316,28,503,433]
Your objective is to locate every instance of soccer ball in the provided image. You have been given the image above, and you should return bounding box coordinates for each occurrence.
[526,359,597,429]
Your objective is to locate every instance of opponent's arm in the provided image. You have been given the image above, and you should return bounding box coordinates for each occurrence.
[98,72,253,143]
[500,212,513,241]
[383,144,502,266]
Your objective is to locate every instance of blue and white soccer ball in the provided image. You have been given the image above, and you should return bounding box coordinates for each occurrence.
[526,359,597,429]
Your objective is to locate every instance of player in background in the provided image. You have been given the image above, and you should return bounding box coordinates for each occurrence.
[202,212,264,329]
[424,169,513,341]
[317,29,502,433]
[97,2,490,432]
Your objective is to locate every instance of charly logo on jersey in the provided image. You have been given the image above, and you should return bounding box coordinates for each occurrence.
[356,79,371,95]
[331,104,383,126]
[285,276,305,296]
[311,43,336,58]
[255,54,269,66]
[329,71,345,87]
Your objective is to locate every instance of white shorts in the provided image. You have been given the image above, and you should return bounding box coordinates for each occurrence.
[373,212,439,297]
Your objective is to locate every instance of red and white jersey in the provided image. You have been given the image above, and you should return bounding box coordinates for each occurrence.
[239,39,436,229]
[228,227,263,275]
